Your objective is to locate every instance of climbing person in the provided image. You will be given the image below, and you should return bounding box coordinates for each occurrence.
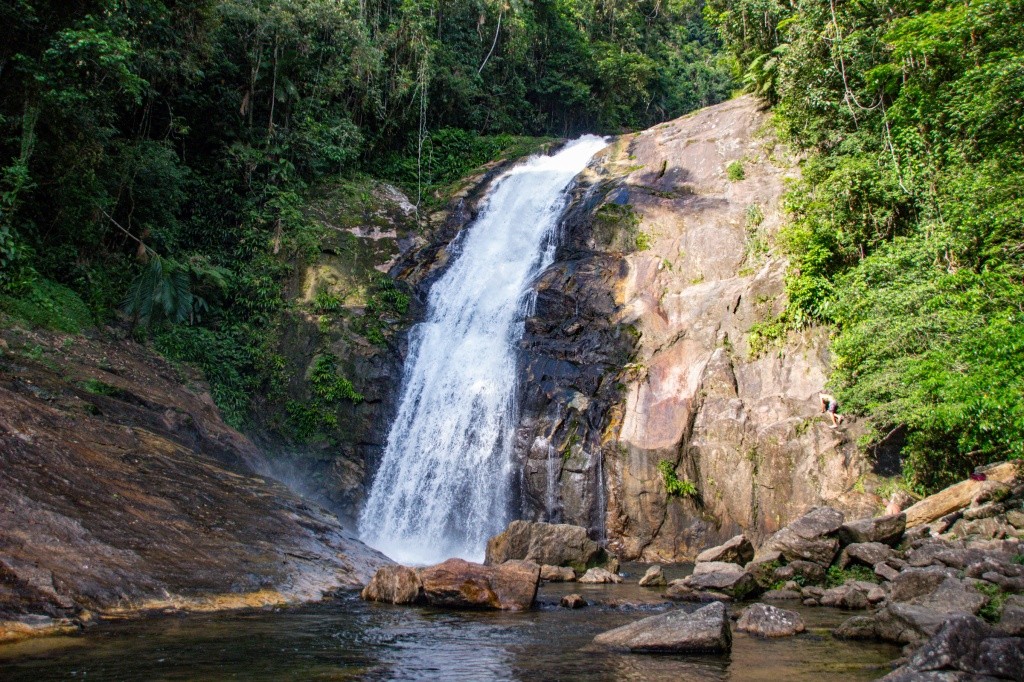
[819,392,843,428]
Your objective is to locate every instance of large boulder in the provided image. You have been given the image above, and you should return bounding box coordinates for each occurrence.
[593,602,732,653]
[361,565,423,605]
[759,507,845,567]
[418,558,540,610]
[836,603,951,645]
[736,603,805,638]
[484,521,603,568]
[879,614,1024,681]
[695,535,755,565]
[578,567,622,584]
[838,513,906,547]
[675,563,757,599]
[838,542,896,569]
[890,570,986,615]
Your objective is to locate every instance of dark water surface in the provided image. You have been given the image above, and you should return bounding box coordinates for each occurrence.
[0,578,899,681]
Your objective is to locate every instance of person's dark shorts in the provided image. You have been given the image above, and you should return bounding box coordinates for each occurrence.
[826,400,838,414]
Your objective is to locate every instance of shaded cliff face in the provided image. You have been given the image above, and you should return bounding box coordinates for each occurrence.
[0,322,388,636]
[517,97,876,560]
[256,150,557,520]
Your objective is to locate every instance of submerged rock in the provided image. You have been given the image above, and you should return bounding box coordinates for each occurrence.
[484,521,604,569]
[361,565,423,605]
[593,602,732,653]
[578,568,622,584]
[638,565,667,587]
[418,558,540,611]
[560,594,587,609]
[736,603,805,638]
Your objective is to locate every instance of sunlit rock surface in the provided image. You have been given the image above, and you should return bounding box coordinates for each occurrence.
[516,95,877,561]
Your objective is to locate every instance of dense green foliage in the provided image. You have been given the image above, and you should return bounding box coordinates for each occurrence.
[710,0,1024,491]
[0,0,732,428]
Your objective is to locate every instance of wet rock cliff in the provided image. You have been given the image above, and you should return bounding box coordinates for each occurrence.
[516,96,877,560]
[0,323,388,642]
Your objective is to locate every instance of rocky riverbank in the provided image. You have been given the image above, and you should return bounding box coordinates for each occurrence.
[361,463,1023,679]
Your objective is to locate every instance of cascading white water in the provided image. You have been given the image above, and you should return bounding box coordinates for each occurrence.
[358,136,607,565]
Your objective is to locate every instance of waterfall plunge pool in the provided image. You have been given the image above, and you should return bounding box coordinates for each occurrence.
[1,572,899,681]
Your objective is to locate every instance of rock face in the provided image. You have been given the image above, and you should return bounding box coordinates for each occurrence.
[0,324,389,642]
[593,602,732,653]
[416,559,540,611]
[513,95,875,562]
[736,603,805,638]
[484,521,603,568]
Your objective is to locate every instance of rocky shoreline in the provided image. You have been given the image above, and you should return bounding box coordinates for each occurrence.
[363,462,1024,679]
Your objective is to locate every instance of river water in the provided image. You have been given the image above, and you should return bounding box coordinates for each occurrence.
[0,574,899,681]
[358,136,609,565]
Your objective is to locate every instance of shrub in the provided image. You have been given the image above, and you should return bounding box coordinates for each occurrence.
[658,459,698,497]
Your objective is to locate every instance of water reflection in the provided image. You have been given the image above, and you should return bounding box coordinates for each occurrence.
[0,584,898,681]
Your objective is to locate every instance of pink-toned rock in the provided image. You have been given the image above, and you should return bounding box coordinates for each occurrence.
[418,558,540,611]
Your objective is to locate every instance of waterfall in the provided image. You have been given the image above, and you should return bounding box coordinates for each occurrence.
[358,136,607,565]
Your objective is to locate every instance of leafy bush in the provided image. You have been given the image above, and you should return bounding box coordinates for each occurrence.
[825,565,878,588]
[726,160,745,181]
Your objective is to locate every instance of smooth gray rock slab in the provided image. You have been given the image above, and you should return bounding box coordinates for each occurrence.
[683,567,757,599]
[736,603,805,638]
[695,535,754,565]
[593,602,732,653]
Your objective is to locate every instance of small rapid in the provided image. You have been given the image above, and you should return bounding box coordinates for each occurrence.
[358,136,608,564]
